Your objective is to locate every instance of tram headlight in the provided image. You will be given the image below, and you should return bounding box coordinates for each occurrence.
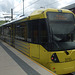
[51,53,59,62]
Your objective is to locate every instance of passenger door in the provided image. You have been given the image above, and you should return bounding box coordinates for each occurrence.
[28,20,40,59]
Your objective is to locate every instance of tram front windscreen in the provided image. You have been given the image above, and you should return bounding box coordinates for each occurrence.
[47,12,75,51]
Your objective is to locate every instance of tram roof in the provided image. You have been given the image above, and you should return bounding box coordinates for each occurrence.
[0,8,73,27]
[0,16,29,27]
[30,8,72,16]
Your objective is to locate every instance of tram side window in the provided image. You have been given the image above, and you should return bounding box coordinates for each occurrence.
[28,19,48,44]
[0,27,3,39]
[15,22,27,41]
[7,25,11,37]
[3,25,11,37]
[32,20,39,43]
[0,27,2,35]
[40,20,48,44]
[1,27,3,36]
[3,26,7,36]
[28,20,39,43]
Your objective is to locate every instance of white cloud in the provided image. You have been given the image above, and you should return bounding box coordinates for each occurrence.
[0,0,14,13]
[0,0,75,20]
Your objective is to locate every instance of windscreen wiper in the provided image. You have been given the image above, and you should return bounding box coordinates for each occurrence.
[58,43,69,55]
[65,50,69,55]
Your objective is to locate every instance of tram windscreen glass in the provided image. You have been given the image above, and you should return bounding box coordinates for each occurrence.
[47,12,75,34]
[47,12,75,51]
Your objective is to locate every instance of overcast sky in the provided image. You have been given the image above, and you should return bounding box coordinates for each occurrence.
[0,0,75,20]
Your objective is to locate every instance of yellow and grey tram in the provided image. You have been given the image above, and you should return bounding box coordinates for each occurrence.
[0,8,75,74]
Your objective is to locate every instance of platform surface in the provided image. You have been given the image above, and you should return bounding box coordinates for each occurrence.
[0,40,56,75]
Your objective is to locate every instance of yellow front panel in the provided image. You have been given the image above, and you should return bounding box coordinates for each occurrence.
[49,50,75,63]
[29,43,75,74]
[49,61,75,74]
[39,45,50,68]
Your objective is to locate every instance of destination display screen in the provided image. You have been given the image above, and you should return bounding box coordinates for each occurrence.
[47,12,74,22]
[47,12,75,34]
